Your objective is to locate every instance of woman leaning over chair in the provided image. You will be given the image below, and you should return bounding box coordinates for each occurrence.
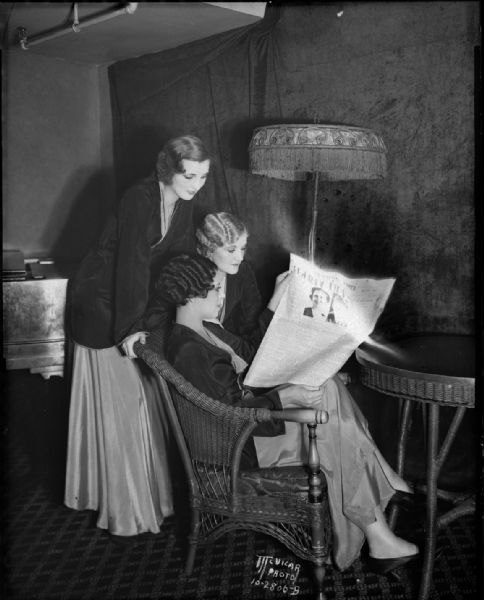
[157,254,419,574]
[65,135,211,538]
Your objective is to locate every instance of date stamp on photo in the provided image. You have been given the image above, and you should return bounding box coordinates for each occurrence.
[251,554,301,596]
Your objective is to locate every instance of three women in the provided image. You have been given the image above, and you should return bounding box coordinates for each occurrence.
[66,153,417,574]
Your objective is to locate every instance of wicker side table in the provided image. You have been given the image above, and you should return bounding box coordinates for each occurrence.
[355,334,475,600]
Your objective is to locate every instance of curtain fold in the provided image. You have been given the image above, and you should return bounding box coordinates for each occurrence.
[110,24,253,115]
[109,5,282,114]
[110,7,277,178]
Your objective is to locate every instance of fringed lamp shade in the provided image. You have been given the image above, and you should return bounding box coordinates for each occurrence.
[249,124,387,181]
[248,123,387,260]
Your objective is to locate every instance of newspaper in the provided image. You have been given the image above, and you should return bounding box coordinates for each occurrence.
[244,254,395,388]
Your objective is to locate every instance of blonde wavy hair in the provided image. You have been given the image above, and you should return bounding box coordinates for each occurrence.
[196,212,247,257]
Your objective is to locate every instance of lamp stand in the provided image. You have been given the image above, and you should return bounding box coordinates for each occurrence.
[308,171,320,263]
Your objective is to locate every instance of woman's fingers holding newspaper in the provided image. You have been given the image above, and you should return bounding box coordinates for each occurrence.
[268,271,293,312]
[301,385,324,405]
[282,384,323,406]
[275,270,291,284]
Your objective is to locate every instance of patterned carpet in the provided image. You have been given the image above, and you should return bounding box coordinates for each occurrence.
[2,372,480,600]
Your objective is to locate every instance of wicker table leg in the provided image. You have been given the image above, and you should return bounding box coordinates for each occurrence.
[418,403,440,600]
[418,403,472,600]
[388,398,414,530]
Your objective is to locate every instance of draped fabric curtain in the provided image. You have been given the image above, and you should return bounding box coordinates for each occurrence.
[108,6,307,297]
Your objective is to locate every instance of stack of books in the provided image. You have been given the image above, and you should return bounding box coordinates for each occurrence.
[2,249,27,281]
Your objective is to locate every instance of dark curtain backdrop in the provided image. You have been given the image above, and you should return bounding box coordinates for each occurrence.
[108,3,477,335]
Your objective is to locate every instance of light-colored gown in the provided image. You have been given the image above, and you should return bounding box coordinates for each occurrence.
[65,344,174,535]
[205,297,396,570]
[253,375,395,571]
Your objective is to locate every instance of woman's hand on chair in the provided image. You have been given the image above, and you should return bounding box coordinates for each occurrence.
[120,331,149,359]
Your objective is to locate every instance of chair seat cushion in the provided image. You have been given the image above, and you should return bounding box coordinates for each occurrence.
[239,465,324,496]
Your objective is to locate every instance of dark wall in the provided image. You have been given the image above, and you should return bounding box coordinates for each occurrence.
[110,2,478,337]
[273,2,478,337]
[3,51,115,261]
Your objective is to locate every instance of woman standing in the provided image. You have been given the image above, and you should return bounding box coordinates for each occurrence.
[65,135,211,538]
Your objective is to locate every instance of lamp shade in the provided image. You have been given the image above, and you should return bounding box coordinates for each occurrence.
[248,124,387,181]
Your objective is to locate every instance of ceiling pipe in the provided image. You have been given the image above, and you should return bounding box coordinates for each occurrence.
[17,3,138,50]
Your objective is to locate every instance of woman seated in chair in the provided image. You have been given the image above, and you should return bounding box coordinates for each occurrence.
[157,254,419,575]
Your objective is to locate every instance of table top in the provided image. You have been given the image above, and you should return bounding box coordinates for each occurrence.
[355,334,475,407]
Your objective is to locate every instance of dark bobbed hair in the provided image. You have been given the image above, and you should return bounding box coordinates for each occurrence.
[196,212,248,257]
[156,254,217,306]
[156,135,211,184]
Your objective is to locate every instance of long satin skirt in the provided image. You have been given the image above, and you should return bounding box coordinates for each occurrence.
[254,376,396,571]
[64,343,174,536]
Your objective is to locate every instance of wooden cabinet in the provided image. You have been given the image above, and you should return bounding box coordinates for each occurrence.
[3,263,74,379]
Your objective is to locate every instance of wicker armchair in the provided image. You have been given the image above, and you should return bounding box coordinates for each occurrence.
[135,340,333,600]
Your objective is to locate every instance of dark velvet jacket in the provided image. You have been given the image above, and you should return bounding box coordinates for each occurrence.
[166,322,284,468]
[69,174,195,349]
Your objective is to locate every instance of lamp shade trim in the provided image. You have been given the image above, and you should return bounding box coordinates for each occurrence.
[248,123,387,181]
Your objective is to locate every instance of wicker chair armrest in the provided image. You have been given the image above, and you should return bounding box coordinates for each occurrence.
[270,408,329,424]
